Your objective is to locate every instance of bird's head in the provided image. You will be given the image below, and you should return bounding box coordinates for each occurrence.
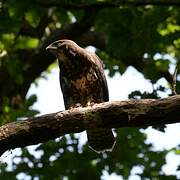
[46,39,80,61]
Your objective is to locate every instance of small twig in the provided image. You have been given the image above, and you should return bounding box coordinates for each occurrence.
[172,65,178,95]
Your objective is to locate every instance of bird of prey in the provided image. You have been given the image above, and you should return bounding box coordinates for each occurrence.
[46,39,115,152]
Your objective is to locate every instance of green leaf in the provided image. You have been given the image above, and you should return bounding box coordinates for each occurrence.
[15,36,39,49]
[175,149,180,155]
[25,8,41,28]
[0,33,15,47]
[155,59,170,72]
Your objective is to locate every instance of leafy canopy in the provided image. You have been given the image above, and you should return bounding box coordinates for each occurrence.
[0,0,180,179]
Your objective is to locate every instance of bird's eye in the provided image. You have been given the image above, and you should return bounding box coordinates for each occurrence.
[57,43,61,48]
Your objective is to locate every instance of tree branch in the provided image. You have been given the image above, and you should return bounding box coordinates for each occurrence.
[0,95,180,156]
[37,0,180,9]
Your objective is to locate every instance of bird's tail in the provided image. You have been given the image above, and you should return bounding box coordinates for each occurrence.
[87,128,115,153]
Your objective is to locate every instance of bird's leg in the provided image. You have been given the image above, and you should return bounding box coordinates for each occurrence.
[69,103,82,110]
[75,103,82,108]
[87,101,95,107]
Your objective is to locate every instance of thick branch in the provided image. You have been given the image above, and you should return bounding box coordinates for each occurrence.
[0,95,180,156]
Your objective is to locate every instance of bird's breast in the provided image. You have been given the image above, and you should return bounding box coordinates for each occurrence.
[70,67,98,93]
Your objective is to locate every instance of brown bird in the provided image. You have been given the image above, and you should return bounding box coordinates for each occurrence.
[46,39,115,152]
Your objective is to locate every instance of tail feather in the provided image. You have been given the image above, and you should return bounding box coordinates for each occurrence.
[87,128,115,153]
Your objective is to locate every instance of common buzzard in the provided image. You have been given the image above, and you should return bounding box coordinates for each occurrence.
[46,40,115,152]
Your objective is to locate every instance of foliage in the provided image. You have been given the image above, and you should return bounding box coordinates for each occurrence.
[0,0,180,179]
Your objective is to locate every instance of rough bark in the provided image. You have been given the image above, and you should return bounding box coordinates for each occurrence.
[0,95,180,156]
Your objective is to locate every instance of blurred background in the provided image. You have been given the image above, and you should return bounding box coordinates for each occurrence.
[0,0,180,179]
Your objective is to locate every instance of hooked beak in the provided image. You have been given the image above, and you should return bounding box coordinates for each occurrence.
[46,43,58,52]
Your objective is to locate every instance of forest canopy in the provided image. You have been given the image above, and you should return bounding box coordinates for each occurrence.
[0,0,180,179]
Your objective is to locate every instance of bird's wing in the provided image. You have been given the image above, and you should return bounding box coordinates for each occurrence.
[86,51,109,102]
